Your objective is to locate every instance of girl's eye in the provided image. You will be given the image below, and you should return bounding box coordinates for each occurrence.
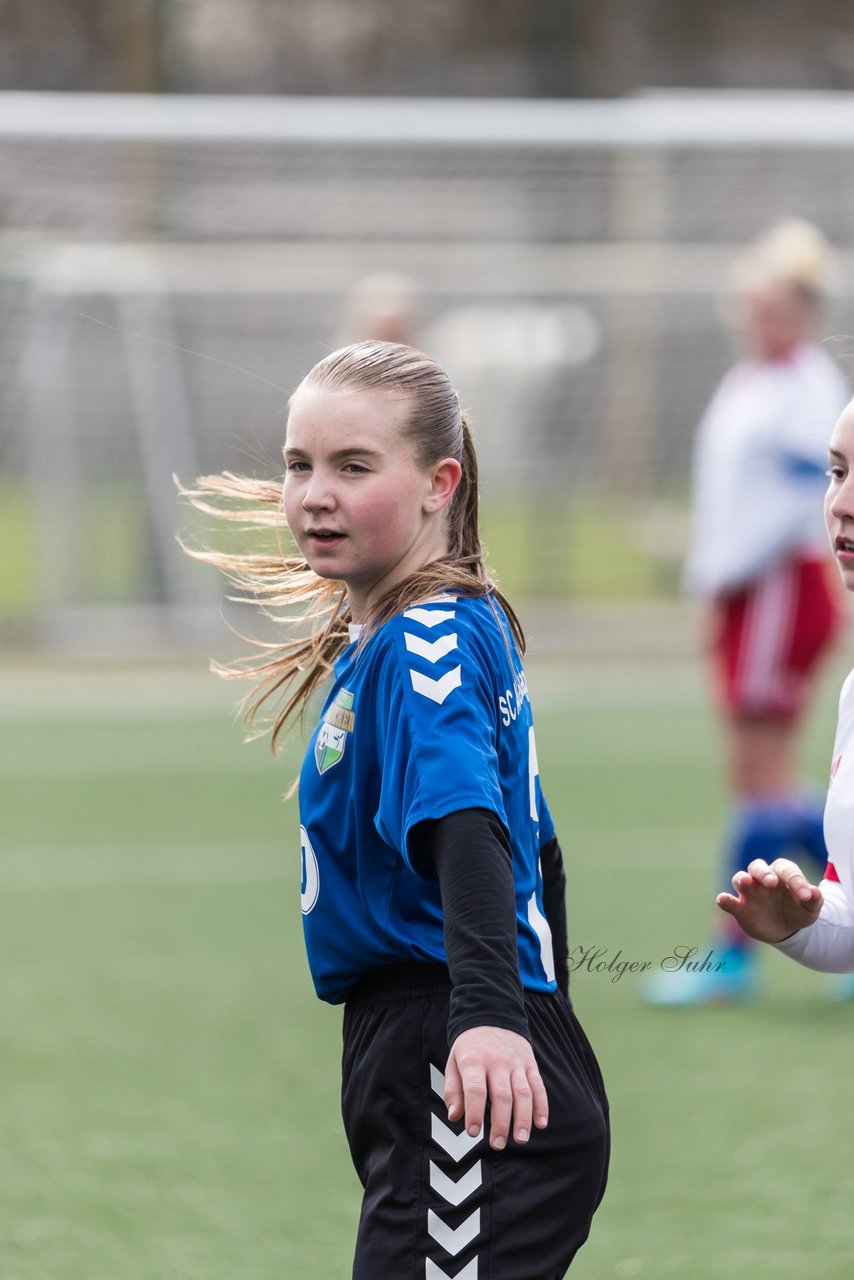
[286,460,310,473]
[827,467,846,481]
[343,463,368,474]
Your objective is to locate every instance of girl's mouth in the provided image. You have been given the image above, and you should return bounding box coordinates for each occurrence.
[307,530,345,545]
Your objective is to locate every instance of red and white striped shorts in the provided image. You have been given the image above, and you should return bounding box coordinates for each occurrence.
[712,555,843,722]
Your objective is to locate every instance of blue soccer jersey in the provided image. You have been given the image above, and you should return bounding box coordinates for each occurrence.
[297,592,557,1003]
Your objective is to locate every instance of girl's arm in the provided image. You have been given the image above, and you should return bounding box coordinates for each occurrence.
[773,878,854,973]
[419,807,529,1042]
[414,808,548,1152]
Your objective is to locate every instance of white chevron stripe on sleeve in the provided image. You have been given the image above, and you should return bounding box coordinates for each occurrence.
[430,1064,445,1098]
[426,1258,478,1280]
[431,1114,483,1162]
[427,1208,481,1257]
[410,666,462,705]
[430,1160,482,1207]
[403,606,457,629]
[404,631,458,663]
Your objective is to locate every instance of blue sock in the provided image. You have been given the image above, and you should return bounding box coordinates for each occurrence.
[726,802,795,887]
[724,796,826,890]
[722,802,804,955]
[785,793,829,876]
[721,798,829,956]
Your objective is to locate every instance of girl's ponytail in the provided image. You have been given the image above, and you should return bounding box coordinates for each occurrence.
[448,412,481,563]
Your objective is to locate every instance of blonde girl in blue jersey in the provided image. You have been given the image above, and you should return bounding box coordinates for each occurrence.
[181,341,608,1280]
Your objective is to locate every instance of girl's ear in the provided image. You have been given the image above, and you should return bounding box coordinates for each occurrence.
[424,457,462,514]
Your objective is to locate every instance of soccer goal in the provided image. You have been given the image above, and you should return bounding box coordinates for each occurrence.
[3,90,854,646]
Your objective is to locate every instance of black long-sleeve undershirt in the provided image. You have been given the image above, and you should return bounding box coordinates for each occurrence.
[411,808,570,1048]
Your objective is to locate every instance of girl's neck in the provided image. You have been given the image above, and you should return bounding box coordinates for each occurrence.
[348,530,451,623]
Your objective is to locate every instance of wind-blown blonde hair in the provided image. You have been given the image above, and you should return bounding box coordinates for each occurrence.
[179,340,524,751]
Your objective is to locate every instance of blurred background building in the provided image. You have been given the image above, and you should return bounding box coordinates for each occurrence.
[5,1,854,96]
[3,1,854,647]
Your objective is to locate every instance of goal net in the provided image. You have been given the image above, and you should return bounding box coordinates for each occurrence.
[3,90,854,645]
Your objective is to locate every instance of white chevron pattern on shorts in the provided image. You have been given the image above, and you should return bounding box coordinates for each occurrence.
[430,1064,446,1098]
[404,631,458,663]
[426,1061,482,1277]
[426,1259,478,1280]
[430,1159,483,1207]
[428,1208,481,1257]
[431,1114,483,1162]
[403,606,457,629]
[426,1258,478,1279]
[410,666,462,705]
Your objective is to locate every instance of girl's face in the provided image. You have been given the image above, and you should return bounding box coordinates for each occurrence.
[283,384,460,621]
[825,398,854,593]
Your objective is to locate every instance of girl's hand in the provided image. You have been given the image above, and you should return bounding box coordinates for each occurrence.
[443,1026,548,1151]
[717,857,824,942]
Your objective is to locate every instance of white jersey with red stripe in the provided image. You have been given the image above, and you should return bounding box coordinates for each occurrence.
[775,667,854,971]
[685,344,848,596]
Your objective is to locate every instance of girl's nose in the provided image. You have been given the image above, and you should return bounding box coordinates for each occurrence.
[829,476,854,523]
[302,472,335,512]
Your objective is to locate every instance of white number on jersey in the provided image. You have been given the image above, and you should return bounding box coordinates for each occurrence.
[526,725,556,981]
[300,825,320,915]
[527,891,556,984]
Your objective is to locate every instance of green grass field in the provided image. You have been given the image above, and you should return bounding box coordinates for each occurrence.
[1,650,853,1280]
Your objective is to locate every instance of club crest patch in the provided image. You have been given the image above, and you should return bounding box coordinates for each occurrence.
[315,688,355,774]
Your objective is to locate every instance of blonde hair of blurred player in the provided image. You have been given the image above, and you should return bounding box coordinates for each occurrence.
[730,218,830,370]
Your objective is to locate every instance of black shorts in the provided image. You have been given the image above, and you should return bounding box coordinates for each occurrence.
[342,963,609,1280]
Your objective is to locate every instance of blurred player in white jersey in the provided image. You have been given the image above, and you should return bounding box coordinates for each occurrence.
[644,220,849,1005]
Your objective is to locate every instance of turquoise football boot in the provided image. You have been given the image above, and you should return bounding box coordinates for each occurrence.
[639,945,758,1006]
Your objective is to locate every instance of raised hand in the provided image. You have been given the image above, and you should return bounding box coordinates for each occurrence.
[717,857,824,943]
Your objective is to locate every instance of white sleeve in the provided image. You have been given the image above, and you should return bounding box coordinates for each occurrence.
[773,880,854,973]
